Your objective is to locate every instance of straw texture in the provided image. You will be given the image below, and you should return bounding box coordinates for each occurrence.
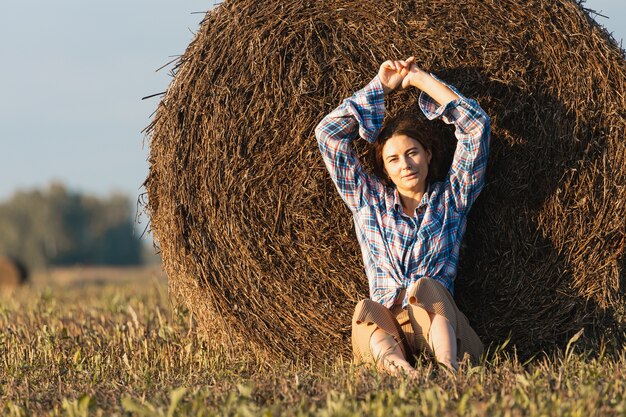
[144,0,626,360]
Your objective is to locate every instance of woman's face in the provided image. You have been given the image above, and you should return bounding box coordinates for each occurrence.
[382,134,431,194]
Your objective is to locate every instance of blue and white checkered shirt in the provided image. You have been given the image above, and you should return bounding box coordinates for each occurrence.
[315,75,490,308]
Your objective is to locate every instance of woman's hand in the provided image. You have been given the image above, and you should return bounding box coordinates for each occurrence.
[401,61,429,90]
[402,62,460,106]
[378,57,415,95]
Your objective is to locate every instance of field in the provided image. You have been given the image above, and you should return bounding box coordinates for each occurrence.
[2,267,626,416]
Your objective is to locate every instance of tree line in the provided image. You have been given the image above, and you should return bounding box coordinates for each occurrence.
[0,184,144,270]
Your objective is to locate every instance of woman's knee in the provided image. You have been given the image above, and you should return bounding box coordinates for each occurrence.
[352,298,394,325]
[352,299,368,323]
[407,277,439,305]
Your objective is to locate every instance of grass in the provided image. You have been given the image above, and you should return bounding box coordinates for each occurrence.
[1,268,626,416]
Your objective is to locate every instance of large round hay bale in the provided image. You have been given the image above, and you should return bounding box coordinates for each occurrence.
[0,256,28,288]
[144,0,626,360]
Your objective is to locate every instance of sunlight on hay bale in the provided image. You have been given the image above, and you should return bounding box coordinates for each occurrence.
[0,256,28,289]
[144,0,626,360]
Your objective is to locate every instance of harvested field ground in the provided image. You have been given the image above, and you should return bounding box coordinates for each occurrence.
[1,267,626,415]
[29,265,167,288]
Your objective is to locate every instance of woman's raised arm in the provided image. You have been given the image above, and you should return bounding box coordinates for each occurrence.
[402,63,460,107]
[314,60,412,212]
[403,62,491,213]
[314,76,385,212]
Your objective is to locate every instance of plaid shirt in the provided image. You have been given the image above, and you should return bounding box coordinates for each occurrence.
[315,75,490,308]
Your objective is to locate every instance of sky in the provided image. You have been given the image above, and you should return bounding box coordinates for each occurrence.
[0,1,210,203]
[0,1,624,209]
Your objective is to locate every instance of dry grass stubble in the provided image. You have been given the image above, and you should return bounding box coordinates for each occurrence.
[2,275,626,415]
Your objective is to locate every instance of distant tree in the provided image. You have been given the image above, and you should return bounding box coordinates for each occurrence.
[0,183,143,270]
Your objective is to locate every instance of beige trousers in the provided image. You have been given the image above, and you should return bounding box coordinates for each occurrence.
[351,278,483,365]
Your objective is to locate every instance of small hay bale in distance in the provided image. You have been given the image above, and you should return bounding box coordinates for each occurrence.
[0,256,28,288]
[144,0,626,360]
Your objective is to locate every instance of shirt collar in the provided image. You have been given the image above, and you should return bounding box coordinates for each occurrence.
[391,183,432,216]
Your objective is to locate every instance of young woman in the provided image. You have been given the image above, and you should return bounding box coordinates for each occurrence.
[315,57,490,375]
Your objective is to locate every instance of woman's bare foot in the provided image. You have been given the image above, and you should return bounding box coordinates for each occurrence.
[384,359,419,378]
[370,329,418,378]
[435,360,459,381]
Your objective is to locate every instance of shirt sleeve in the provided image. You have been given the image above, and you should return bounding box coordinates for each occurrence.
[419,75,491,214]
[314,76,386,212]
